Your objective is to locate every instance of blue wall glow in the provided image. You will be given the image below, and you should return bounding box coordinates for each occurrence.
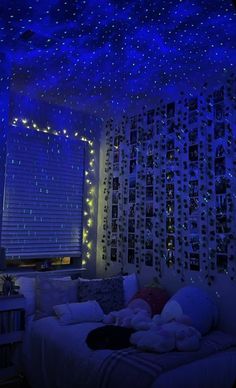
[0,0,235,120]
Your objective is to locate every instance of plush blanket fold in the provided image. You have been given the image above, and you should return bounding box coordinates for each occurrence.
[97,331,236,388]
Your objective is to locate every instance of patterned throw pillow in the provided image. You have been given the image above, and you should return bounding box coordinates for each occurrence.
[77,276,124,314]
[35,277,78,320]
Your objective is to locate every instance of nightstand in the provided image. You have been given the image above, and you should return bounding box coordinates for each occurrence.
[0,295,25,386]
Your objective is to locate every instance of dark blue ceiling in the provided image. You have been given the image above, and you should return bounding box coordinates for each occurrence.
[0,0,236,119]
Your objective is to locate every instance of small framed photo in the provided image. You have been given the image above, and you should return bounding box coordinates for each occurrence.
[216,236,228,253]
[189,128,198,143]
[213,87,224,103]
[146,173,153,186]
[216,215,228,233]
[146,155,153,168]
[189,198,199,214]
[216,195,227,214]
[131,115,137,129]
[166,171,174,181]
[145,235,153,249]
[129,204,135,218]
[112,219,118,232]
[128,234,135,249]
[214,103,224,121]
[112,191,119,204]
[166,201,174,215]
[214,122,225,139]
[166,150,175,162]
[113,177,119,191]
[130,130,137,145]
[146,203,153,217]
[130,145,137,159]
[114,135,120,147]
[190,236,200,252]
[113,151,119,164]
[146,218,153,231]
[147,109,155,124]
[166,235,175,250]
[130,159,136,174]
[166,217,175,234]
[166,139,174,151]
[189,180,198,197]
[189,253,200,271]
[129,177,136,188]
[189,145,198,161]
[166,184,174,199]
[111,248,117,262]
[128,249,135,264]
[112,205,118,219]
[111,234,117,247]
[189,218,198,233]
[167,119,175,133]
[217,254,228,272]
[113,163,119,172]
[129,189,136,203]
[145,252,153,266]
[167,102,175,118]
[146,186,153,200]
[215,178,227,195]
[128,218,135,233]
[188,97,198,111]
[188,111,198,124]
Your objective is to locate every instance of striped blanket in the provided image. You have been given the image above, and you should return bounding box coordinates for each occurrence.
[98,331,236,388]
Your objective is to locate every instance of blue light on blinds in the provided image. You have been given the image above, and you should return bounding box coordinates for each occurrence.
[1,126,85,259]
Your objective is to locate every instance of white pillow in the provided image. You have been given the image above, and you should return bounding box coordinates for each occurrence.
[53,300,104,325]
[15,276,72,317]
[123,273,139,305]
[15,277,36,316]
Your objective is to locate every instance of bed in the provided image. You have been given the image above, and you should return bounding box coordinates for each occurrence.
[16,274,236,388]
[22,317,236,388]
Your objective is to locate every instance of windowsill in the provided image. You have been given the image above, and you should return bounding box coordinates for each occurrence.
[3,267,87,276]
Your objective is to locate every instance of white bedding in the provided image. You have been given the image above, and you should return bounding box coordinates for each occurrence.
[22,317,236,388]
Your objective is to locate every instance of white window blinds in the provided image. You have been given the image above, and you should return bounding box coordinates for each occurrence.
[1,125,85,259]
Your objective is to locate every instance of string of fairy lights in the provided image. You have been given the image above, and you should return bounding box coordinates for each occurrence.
[11,117,96,267]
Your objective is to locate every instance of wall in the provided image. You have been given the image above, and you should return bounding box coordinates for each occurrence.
[97,74,236,334]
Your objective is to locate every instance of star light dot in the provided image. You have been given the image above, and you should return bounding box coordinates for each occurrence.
[0,1,235,119]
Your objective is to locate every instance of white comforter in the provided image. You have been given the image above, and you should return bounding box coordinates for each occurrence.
[23,318,109,388]
[22,317,236,388]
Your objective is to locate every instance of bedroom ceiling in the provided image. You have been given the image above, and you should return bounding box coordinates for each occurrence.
[0,0,236,119]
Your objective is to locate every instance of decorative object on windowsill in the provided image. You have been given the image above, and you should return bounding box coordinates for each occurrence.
[1,274,19,296]
[36,260,52,271]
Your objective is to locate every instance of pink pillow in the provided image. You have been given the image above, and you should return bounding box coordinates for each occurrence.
[131,287,169,316]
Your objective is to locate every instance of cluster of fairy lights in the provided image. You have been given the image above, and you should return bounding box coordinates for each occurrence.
[11,117,96,267]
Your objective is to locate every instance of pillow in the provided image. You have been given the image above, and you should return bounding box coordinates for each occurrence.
[123,273,139,305]
[79,273,139,307]
[35,277,78,320]
[131,287,169,316]
[77,276,124,314]
[53,301,104,325]
[15,277,36,316]
[161,286,219,335]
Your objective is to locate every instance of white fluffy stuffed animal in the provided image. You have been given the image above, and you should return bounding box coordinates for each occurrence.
[130,321,201,353]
